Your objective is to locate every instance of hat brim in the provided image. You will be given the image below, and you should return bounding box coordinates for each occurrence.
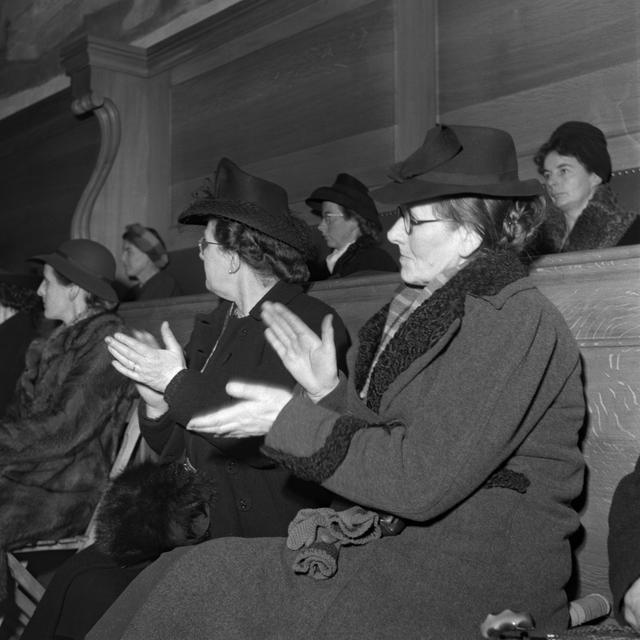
[372,178,543,205]
[29,252,118,304]
[305,186,380,224]
[179,198,309,255]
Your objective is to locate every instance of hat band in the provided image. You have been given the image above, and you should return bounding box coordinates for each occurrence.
[416,169,520,185]
[55,250,113,284]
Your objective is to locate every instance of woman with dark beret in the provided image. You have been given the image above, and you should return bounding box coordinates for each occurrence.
[533,120,639,253]
[88,127,585,640]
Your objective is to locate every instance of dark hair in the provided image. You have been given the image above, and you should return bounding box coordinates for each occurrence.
[212,218,310,284]
[341,206,382,242]
[432,196,545,254]
[534,139,584,174]
[50,268,117,312]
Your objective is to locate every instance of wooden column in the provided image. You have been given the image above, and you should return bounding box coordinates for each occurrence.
[60,36,171,277]
[393,0,437,161]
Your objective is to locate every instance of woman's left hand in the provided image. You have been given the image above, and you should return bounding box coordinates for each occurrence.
[186,381,293,437]
[105,321,186,393]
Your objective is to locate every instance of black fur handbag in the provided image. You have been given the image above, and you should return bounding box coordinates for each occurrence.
[94,461,217,566]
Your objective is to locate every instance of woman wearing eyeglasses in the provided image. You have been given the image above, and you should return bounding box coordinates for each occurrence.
[88,127,585,640]
[308,172,397,279]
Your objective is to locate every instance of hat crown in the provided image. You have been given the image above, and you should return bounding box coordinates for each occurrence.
[213,157,290,217]
[56,239,116,283]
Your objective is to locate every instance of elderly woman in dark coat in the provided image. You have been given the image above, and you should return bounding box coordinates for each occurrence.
[0,240,134,610]
[308,172,398,278]
[88,127,585,640]
[533,120,639,253]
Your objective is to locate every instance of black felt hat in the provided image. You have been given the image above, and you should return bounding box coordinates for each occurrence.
[306,173,381,225]
[373,124,543,204]
[30,239,118,303]
[179,158,310,255]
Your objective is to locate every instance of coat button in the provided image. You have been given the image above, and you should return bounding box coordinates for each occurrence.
[238,498,251,511]
[226,459,238,474]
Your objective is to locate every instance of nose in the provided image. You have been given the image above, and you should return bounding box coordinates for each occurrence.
[318,218,327,232]
[386,217,406,246]
[36,280,45,298]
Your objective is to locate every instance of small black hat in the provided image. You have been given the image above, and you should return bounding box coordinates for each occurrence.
[306,173,381,226]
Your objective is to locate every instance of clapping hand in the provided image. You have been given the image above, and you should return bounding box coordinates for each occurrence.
[261,301,339,402]
[187,381,293,437]
[105,321,186,403]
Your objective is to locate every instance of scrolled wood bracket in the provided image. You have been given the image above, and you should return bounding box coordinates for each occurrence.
[70,92,121,239]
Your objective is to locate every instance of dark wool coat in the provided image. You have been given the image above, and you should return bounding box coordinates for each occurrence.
[316,235,398,280]
[140,281,351,538]
[533,184,639,254]
[87,252,585,640]
[608,456,640,623]
[0,311,135,606]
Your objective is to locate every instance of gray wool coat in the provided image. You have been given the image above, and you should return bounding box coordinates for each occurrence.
[88,256,585,640]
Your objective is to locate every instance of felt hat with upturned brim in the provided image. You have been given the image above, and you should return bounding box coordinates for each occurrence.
[30,239,118,303]
[306,173,381,226]
[179,158,311,256]
[372,124,543,205]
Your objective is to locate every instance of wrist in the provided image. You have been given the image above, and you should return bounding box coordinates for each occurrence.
[305,378,340,404]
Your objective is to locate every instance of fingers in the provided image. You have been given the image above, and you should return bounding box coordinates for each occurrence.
[320,314,334,348]
[160,321,182,354]
[262,302,320,344]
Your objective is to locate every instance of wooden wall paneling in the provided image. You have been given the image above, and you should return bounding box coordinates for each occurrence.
[170,0,394,180]
[438,0,640,114]
[440,60,640,180]
[0,89,100,271]
[61,37,173,280]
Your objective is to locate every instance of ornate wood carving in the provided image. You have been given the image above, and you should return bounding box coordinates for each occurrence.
[69,93,121,238]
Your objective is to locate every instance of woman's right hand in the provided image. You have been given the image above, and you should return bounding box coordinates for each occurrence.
[260,302,339,402]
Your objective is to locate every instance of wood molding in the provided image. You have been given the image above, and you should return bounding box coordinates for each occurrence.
[69,93,121,239]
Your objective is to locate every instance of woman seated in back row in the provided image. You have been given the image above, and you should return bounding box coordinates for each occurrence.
[533,120,639,253]
[88,125,585,640]
[308,172,398,279]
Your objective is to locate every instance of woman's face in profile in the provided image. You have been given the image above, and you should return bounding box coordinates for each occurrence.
[542,151,602,215]
[200,219,234,297]
[387,203,480,286]
[317,201,360,251]
[37,264,74,324]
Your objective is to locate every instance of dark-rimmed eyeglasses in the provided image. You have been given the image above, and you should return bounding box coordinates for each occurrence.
[198,237,221,253]
[396,206,444,235]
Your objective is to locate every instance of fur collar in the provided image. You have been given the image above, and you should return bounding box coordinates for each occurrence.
[539,185,637,252]
[354,250,527,413]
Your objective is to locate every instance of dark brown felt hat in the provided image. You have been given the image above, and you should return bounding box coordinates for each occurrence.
[372,124,543,204]
[179,158,310,255]
[306,173,380,225]
[30,239,118,303]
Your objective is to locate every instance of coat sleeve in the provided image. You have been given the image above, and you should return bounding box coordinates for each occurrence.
[263,296,583,521]
[0,339,130,464]
[608,457,640,622]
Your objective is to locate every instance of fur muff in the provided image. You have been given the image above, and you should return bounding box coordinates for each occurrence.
[94,462,217,566]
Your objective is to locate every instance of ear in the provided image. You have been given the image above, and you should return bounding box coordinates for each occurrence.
[457,224,482,257]
[228,252,241,274]
[68,283,81,301]
[589,172,603,189]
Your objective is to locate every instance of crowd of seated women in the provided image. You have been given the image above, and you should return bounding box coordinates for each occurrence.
[0,118,638,640]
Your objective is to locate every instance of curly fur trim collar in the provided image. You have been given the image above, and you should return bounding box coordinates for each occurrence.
[540,185,637,252]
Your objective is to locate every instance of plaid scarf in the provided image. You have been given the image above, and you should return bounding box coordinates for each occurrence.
[359,260,466,399]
